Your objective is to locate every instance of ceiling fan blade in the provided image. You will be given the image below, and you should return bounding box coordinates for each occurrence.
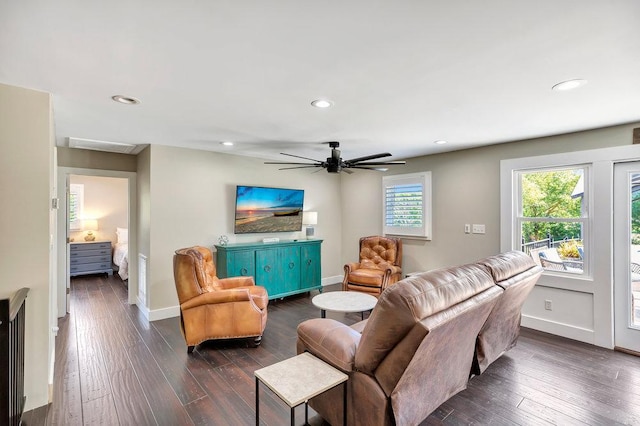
[280,152,324,162]
[350,166,389,171]
[345,152,391,163]
[351,160,406,166]
[278,165,322,170]
[264,161,320,165]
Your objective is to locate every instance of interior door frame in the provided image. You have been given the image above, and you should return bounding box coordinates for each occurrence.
[56,167,137,317]
[613,161,640,353]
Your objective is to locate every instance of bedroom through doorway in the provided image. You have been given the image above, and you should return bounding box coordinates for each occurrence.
[56,167,137,318]
[68,174,129,284]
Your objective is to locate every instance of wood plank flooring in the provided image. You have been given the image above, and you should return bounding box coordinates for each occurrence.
[22,274,640,425]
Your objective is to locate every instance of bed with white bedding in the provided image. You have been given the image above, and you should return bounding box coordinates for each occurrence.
[113,227,129,280]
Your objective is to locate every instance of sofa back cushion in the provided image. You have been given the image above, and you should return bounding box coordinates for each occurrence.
[388,286,501,425]
[473,250,543,373]
[354,263,497,376]
[478,250,539,286]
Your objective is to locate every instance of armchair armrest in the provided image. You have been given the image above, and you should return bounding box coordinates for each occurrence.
[384,264,402,275]
[297,318,361,372]
[217,276,256,290]
[181,288,251,310]
[344,262,361,273]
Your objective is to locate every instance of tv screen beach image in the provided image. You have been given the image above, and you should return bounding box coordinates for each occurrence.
[234,186,304,234]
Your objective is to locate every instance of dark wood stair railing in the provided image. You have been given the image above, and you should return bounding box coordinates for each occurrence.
[0,287,30,426]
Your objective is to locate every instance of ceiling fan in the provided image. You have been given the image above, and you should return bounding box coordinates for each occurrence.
[264,142,406,174]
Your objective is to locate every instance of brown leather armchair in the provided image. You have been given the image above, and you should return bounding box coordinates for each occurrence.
[343,236,403,297]
[173,246,268,353]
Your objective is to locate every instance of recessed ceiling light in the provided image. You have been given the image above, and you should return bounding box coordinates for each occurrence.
[552,79,587,92]
[311,99,333,108]
[434,140,448,145]
[111,95,140,105]
[221,141,234,146]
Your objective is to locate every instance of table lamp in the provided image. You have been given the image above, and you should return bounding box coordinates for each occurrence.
[82,219,98,241]
[302,211,318,239]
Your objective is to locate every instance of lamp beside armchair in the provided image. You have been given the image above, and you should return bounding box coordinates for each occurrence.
[173,246,268,353]
[343,236,403,297]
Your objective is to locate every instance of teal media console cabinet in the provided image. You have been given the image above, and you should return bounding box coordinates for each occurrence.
[214,239,322,299]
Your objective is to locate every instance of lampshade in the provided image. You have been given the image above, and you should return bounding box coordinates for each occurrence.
[82,219,98,231]
[82,219,98,241]
[302,211,318,225]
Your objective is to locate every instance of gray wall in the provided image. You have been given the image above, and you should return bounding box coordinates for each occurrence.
[0,83,53,410]
[341,123,639,273]
[144,144,344,315]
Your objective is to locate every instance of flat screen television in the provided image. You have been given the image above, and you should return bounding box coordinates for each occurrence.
[234,185,305,234]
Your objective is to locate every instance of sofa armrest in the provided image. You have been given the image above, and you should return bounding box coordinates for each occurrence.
[297,318,361,372]
[217,276,256,290]
[181,288,251,310]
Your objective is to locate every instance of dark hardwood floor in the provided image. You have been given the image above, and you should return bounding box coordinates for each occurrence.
[22,274,640,425]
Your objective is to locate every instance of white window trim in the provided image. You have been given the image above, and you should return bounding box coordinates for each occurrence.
[501,144,640,350]
[382,171,432,240]
[69,183,84,231]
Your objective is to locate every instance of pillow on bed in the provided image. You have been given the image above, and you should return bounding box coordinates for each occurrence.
[116,227,128,244]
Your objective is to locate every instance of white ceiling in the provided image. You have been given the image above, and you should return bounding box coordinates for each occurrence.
[2,1,640,163]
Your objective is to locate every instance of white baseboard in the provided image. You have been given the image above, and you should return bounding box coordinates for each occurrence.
[321,275,342,286]
[521,314,595,345]
[149,305,180,321]
[143,277,341,323]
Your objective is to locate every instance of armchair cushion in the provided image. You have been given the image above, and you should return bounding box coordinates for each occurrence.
[347,268,387,286]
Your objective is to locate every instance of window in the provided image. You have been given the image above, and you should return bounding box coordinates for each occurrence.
[382,172,432,239]
[517,166,588,275]
[69,183,84,230]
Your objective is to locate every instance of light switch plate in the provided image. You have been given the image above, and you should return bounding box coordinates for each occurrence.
[472,224,486,234]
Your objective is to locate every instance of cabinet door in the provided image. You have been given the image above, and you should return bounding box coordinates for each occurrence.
[256,247,300,297]
[280,246,301,293]
[230,250,255,277]
[301,244,321,289]
[256,249,281,295]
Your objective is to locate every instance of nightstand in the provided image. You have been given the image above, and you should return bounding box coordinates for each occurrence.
[69,241,113,277]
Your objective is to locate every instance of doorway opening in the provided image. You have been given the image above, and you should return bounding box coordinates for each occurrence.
[56,167,137,317]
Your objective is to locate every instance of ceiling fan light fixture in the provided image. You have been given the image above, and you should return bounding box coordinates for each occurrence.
[311,99,333,108]
[551,79,587,92]
[111,95,140,105]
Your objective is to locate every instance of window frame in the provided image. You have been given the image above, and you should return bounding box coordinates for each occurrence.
[382,171,432,240]
[515,165,591,278]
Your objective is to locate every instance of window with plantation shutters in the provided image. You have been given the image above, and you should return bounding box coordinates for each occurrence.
[382,172,432,239]
[69,183,84,230]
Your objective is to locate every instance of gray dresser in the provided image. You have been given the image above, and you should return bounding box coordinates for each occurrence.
[69,241,113,277]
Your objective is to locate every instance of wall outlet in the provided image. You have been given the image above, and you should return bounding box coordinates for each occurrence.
[472,224,486,234]
[464,224,471,234]
[544,300,552,311]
